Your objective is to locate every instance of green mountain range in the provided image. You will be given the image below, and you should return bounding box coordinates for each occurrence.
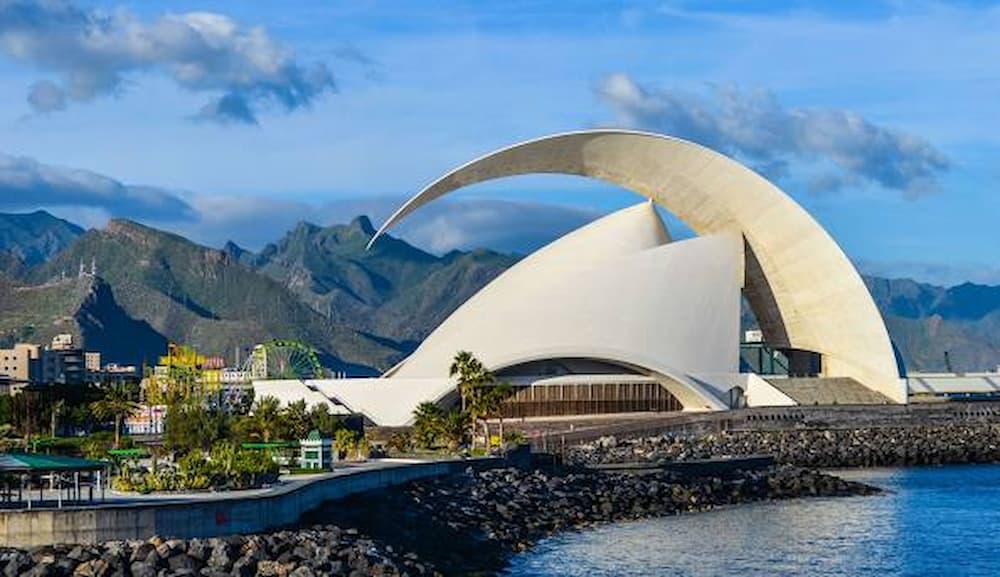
[0,210,997,374]
[25,219,403,373]
[865,277,1000,373]
[0,211,83,267]
[249,216,516,346]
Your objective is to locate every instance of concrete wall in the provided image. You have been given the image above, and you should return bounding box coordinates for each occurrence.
[744,374,801,407]
[0,460,481,548]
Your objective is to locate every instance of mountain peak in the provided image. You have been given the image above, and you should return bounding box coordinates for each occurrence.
[350,215,376,236]
[223,240,244,254]
[106,218,154,243]
[0,210,85,266]
[293,221,321,233]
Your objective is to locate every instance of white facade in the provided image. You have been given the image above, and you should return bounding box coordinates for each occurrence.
[388,202,742,411]
[252,379,352,415]
[260,130,906,426]
[372,129,904,404]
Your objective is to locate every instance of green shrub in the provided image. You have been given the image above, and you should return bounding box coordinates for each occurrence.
[334,429,358,458]
[386,431,412,454]
[81,431,134,460]
[503,430,528,446]
[177,451,213,490]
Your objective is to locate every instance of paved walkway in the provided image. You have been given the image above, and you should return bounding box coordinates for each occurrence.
[4,458,442,510]
[102,458,432,505]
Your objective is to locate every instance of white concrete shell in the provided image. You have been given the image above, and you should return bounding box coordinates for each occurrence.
[371,130,904,403]
[388,202,742,411]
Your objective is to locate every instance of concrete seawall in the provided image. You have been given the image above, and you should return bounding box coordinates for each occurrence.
[525,402,1000,450]
[0,459,483,548]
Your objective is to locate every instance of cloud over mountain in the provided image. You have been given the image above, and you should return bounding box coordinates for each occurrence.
[172,194,600,256]
[0,0,337,124]
[597,73,950,198]
[0,152,196,219]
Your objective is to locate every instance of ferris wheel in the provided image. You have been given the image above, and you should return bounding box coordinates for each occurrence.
[243,340,325,380]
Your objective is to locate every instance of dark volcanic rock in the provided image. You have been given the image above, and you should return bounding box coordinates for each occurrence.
[566,424,1000,468]
[309,465,877,575]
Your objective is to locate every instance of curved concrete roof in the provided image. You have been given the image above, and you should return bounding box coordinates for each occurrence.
[388,203,741,411]
[372,129,904,403]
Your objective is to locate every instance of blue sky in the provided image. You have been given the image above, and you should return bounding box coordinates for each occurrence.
[0,0,997,285]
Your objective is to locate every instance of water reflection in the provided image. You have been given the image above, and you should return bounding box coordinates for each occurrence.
[505,465,1000,577]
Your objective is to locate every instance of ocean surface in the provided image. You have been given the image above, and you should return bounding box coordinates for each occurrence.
[505,464,1000,576]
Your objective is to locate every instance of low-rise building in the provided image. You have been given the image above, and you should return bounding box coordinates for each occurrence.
[85,351,101,374]
[299,430,334,471]
[0,343,39,383]
[124,405,167,435]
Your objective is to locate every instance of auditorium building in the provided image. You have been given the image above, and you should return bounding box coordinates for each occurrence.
[256,130,905,426]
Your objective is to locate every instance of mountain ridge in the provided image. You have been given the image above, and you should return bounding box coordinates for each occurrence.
[26,217,406,374]
[1,210,998,374]
[0,210,83,267]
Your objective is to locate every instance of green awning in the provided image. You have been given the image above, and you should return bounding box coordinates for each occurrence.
[107,449,148,458]
[0,453,107,473]
[241,442,295,449]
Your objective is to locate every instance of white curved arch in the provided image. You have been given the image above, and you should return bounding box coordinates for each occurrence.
[372,129,904,403]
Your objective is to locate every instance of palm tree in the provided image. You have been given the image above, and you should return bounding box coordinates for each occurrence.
[251,396,284,442]
[486,382,513,452]
[441,409,471,451]
[449,351,492,412]
[412,402,445,449]
[284,400,310,440]
[473,382,513,452]
[90,383,142,448]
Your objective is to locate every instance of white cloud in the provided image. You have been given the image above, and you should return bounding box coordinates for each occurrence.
[0,0,337,123]
[0,152,195,219]
[597,74,950,198]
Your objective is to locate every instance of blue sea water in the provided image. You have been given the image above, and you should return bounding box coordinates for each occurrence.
[505,465,1000,576]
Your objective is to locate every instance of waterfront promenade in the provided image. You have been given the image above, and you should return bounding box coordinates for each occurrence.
[0,457,494,548]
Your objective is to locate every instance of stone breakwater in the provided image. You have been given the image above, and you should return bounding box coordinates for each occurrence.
[567,424,1000,468]
[0,466,878,577]
[0,527,433,577]
[312,465,879,575]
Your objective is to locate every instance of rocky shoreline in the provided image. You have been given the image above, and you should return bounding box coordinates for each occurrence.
[0,464,877,577]
[309,464,876,576]
[0,526,434,577]
[567,423,1000,468]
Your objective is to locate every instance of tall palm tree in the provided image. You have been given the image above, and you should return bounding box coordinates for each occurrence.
[449,351,492,412]
[474,382,513,452]
[488,382,513,451]
[90,383,142,448]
